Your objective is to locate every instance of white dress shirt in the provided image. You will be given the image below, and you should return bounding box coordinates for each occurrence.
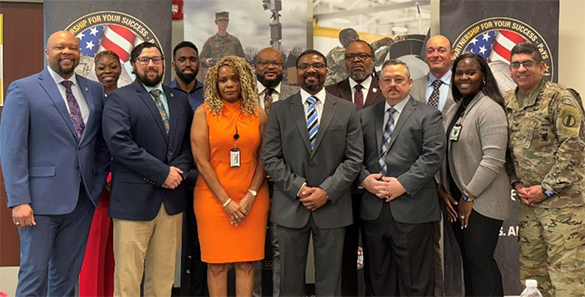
[47,67,89,124]
[425,70,452,111]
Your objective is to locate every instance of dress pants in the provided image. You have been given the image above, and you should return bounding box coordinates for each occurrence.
[341,192,369,297]
[451,208,503,296]
[113,204,182,297]
[278,216,345,297]
[362,202,435,296]
[16,192,94,297]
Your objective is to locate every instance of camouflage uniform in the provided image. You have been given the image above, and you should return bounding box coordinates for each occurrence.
[324,41,391,86]
[199,33,246,68]
[505,79,585,297]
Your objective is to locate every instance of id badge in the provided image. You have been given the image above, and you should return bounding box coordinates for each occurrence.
[449,124,462,142]
[230,148,241,167]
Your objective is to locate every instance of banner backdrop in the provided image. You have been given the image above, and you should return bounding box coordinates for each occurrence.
[441,0,559,294]
[44,0,172,86]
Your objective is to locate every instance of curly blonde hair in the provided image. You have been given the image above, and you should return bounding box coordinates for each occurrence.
[204,55,258,116]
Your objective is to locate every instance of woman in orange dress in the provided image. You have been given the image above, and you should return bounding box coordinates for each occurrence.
[191,55,269,296]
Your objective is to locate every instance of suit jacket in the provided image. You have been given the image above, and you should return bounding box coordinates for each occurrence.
[0,69,110,214]
[325,75,385,109]
[357,97,446,224]
[410,74,455,113]
[262,92,364,229]
[103,80,193,221]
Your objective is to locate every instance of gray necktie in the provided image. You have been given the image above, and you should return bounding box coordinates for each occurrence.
[378,107,397,175]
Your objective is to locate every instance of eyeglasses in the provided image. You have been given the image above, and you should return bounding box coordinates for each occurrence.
[297,63,326,70]
[344,53,371,61]
[257,60,284,67]
[510,61,535,69]
[136,56,164,65]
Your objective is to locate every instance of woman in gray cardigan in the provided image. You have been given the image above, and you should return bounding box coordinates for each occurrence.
[437,52,512,296]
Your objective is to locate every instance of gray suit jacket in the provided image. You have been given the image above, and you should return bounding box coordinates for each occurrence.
[262,92,364,229]
[357,97,446,224]
[410,74,455,114]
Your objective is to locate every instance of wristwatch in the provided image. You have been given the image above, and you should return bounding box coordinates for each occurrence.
[248,189,257,197]
[542,187,554,198]
[461,192,474,202]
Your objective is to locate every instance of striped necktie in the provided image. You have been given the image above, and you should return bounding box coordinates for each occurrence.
[378,107,397,175]
[150,89,170,134]
[306,96,319,150]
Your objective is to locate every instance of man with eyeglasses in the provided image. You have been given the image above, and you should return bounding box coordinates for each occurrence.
[0,30,110,297]
[325,39,385,297]
[358,59,445,296]
[262,49,363,296]
[504,42,585,297]
[251,46,298,297]
[165,40,208,297]
[102,42,193,297]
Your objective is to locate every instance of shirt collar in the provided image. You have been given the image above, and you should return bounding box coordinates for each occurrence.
[385,95,410,114]
[300,88,327,104]
[47,66,77,86]
[428,70,452,87]
[168,79,203,94]
[349,75,372,91]
[257,80,282,95]
[142,83,164,95]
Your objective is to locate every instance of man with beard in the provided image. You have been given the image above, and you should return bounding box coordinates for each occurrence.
[0,30,110,297]
[165,41,207,297]
[252,47,298,297]
[102,42,193,297]
[262,49,363,296]
[326,39,385,296]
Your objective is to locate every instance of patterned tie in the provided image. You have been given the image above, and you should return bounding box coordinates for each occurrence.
[264,87,275,114]
[428,79,443,108]
[354,84,364,110]
[378,107,397,175]
[150,89,170,134]
[61,81,85,140]
[306,96,319,150]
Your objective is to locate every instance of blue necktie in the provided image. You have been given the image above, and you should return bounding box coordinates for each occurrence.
[378,107,397,175]
[306,96,319,150]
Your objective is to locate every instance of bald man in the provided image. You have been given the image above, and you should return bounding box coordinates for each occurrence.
[0,31,110,296]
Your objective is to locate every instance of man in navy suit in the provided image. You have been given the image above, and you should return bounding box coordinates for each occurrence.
[102,42,193,297]
[0,31,110,297]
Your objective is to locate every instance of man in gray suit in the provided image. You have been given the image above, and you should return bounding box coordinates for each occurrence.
[358,59,445,296]
[410,35,455,113]
[252,46,298,297]
[262,49,363,296]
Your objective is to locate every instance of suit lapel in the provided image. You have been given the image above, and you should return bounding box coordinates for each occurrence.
[76,76,95,144]
[388,97,416,149]
[338,80,353,102]
[290,94,312,153]
[365,78,382,108]
[134,81,169,144]
[38,70,78,141]
[311,95,336,156]
[374,102,385,155]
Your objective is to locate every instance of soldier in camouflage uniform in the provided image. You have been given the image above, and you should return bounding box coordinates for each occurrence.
[505,43,585,297]
[199,11,246,69]
[325,28,397,86]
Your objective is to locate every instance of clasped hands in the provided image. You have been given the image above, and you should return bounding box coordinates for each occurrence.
[223,192,255,226]
[162,166,184,189]
[361,173,406,202]
[299,186,328,211]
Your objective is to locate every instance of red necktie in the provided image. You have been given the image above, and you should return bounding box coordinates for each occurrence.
[354,84,364,110]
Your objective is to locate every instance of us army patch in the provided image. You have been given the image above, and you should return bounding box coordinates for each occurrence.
[558,105,582,136]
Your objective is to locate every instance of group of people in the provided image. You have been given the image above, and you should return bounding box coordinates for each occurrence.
[1,28,584,297]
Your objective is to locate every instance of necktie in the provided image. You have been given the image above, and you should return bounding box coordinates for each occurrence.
[306,96,319,150]
[61,81,85,140]
[354,84,364,110]
[428,79,443,108]
[378,107,397,175]
[264,87,275,114]
[150,89,170,134]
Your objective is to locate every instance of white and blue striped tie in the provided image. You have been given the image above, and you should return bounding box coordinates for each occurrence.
[378,107,397,175]
[306,96,319,150]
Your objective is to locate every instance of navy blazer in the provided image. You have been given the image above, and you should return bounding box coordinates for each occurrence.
[103,80,193,221]
[0,69,110,214]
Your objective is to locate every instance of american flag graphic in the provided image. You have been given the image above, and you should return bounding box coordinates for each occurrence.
[464,30,526,64]
[77,24,140,62]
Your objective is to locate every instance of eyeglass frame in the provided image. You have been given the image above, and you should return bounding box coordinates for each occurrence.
[344,53,372,61]
[297,63,326,70]
[135,56,165,65]
[256,60,284,67]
